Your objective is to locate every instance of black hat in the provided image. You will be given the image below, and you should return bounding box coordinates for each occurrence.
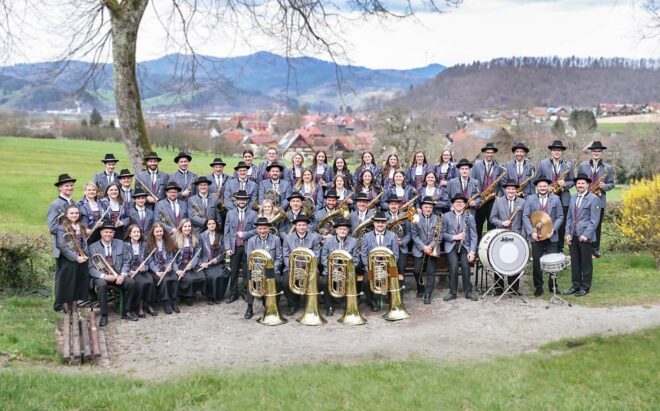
[266,162,284,172]
[255,217,272,227]
[324,189,340,199]
[573,172,592,184]
[354,192,370,202]
[164,182,182,192]
[287,191,304,201]
[133,187,148,197]
[99,222,116,232]
[481,143,498,153]
[588,141,607,150]
[145,152,162,162]
[533,175,552,186]
[502,179,520,188]
[456,158,473,168]
[333,217,351,228]
[234,161,250,171]
[193,176,212,186]
[173,152,192,163]
[450,193,468,203]
[54,173,76,187]
[209,157,226,167]
[386,194,401,203]
[292,214,311,224]
[373,211,388,222]
[233,190,250,200]
[421,196,436,206]
[547,140,567,151]
[511,142,530,153]
[101,153,119,163]
[118,169,134,178]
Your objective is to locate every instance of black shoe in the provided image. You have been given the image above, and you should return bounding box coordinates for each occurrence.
[494,288,504,296]
[326,306,334,316]
[207,299,215,305]
[423,295,432,304]
[163,303,172,314]
[122,312,138,321]
[172,303,180,313]
[227,295,239,304]
[146,305,158,316]
[576,289,589,297]
[371,303,380,312]
[466,292,478,301]
[244,305,254,319]
[593,250,602,258]
[185,298,194,307]
[564,287,579,296]
[138,311,146,319]
[534,289,543,297]
[416,290,424,298]
[287,306,296,316]
[443,293,457,302]
[99,314,108,327]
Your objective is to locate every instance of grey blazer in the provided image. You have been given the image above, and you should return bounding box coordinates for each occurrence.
[349,209,374,235]
[359,230,399,267]
[47,196,72,235]
[223,178,257,211]
[282,231,322,275]
[577,160,615,208]
[246,233,283,274]
[188,194,219,233]
[471,160,505,197]
[321,235,359,275]
[504,160,536,197]
[447,177,482,209]
[441,211,477,254]
[168,170,198,199]
[206,172,230,198]
[489,196,525,233]
[55,225,88,262]
[386,211,412,250]
[136,170,169,201]
[522,193,564,242]
[411,213,441,257]
[278,209,314,241]
[537,158,575,206]
[154,198,189,234]
[92,172,119,194]
[416,186,451,214]
[258,178,292,210]
[128,206,154,234]
[88,239,130,278]
[222,208,257,252]
[566,192,601,242]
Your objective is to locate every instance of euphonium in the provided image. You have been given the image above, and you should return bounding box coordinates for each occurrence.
[268,209,288,235]
[288,247,326,326]
[317,203,350,236]
[386,206,420,239]
[91,253,120,277]
[328,250,366,325]
[247,249,287,326]
[367,246,410,321]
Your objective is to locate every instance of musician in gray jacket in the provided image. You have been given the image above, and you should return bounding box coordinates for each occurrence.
[279,191,312,240]
[565,173,602,297]
[522,175,564,296]
[448,158,482,216]
[360,212,399,312]
[135,152,169,206]
[88,224,138,326]
[411,196,442,303]
[489,179,526,295]
[258,162,291,210]
[223,190,257,304]
[320,217,358,316]
[128,188,154,234]
[471,143,504,241]
[92,153,120,194]
[189,176,219,234]
[442,194,478,302]
[245,217,283,319]
[504,143,536,198]
[168,152,198,201]
[224,161,258,211]
[154,182,189,235]
[385,195,412,291]
[577,141,615,258]
[207,157,230,209]
[48,174,77,263]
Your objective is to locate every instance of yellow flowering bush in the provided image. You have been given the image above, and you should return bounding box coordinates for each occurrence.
[615,175,660,267]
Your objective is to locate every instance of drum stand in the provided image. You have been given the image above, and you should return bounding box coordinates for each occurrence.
[481,269,526,303]
[545,270,571,307]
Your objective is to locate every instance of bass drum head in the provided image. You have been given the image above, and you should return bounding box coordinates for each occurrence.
[478,229,529,276]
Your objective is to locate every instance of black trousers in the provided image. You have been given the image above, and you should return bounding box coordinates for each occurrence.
[570,239,594,291]
[594,208,605,252]
[92,276,137,315]
[531,240,558,291]
[281,269,326,308]
[228,245,248,298]
[475,201,495,245]
[414,255,438,297]
[557,205,569,251]
[447,247,472,296]
[397,252,408,291]
[133,271,155,305]
[150,271,178,303]
[494,272,521,292]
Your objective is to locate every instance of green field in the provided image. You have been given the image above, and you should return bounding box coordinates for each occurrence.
[597,122,657,133]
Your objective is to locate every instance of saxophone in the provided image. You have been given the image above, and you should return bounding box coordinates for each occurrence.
[589,168,609,197]
[515,169,536,198]
[550,159,574,195]
[477,169,508,208]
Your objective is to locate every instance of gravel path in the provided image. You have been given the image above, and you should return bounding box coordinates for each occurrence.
[104,292,660,379]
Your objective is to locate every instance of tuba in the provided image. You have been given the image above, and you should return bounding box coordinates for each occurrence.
[367,247,410,321]
[317,203,350,236]
[247,249,287,326]
[328,250,366,325]
[288,247,326,326]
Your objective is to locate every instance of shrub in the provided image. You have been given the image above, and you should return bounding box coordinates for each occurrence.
[0,234,54,293]
[615,175,660,267]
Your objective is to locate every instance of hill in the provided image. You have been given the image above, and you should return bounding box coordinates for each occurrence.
[396,57,660,111]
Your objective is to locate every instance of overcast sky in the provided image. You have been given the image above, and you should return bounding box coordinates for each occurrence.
[7,0,660,69]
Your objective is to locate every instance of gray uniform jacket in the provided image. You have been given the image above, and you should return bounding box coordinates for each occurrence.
[282,231,322,275]
[447,177,482,209]
[416,186,450,214]
[349,209,374,235]
[471,160,505,197]
[279,209,313,241]
[258,178,292,210]
[206,172,230,198]
[92,172,119,194]
[154,198,189,234]
[168,170,198,199]
[489,196,525,233]
[566,192,601,242]
[128,206,154,234]
[321,235,359,275]
[246,233,283,274]
[223,178,257,211]
[386,211,412,250]
[88,239,130,278]
[504,160,536,197]
[577,160,615,208]
[199,231,226,263]
[537,158,575,206]
[223,208,257,252]
[188,194,219,232]
[55,225,88,262]
[136,170,169,201]
[48,196,74,258]
[360,230,399,267]
[441,211,478,254]
[522,193,564,242]
[411,213,441,258]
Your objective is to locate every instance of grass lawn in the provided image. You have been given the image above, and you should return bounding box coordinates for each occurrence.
[0,297,59,361]
[1,327,657,410]
[597,122,657,133]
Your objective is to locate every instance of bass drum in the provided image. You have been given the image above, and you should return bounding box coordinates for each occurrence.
[478,229,529,276]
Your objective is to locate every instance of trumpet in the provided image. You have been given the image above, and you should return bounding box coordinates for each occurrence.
[367,247,410,321]
[156,249,181,286]
[63,229,87,259]
[248,249,287,325]
[91,253,120,277]
[288,247,326,326]
[136,178,159,201]
[328,250,366,325]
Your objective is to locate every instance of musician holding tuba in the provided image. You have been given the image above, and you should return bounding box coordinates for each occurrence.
[441,194,478,302]
[282,215,322,316]
[577,141,614,258]
[189,176,219,235]
[54,204,89,314]
[320,217,359,317]
[245,217,283,320]
[411,196,442,303]
[522,175,564,297]
[385,194,413,292]
[359,212,399,312]
[489,179,526,295]
[537,140,575,251]
[88,223,138,326]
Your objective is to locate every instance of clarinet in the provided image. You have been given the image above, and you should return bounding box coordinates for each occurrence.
[458,213,468,252]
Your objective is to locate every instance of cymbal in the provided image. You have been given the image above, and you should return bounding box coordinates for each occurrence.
[530,211,553,241]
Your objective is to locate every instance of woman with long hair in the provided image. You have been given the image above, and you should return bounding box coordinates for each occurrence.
[78,182,105,243]
[381,153,401,189]
[416,171,450,214]
[173,218,204,306]
[284,152,305,186]
[147,223,179,314]
[124,224,156,318]
[198,218,229,304]
[435,149,457,187]
[407,151,434,191]
[100,182,130,239]
[54,204,89,313]
[354,169,382,201]
[295,168,324,212]
[332,174,353,209]
[311,150,330,189]
[326,156,353,190]
[353,151,381,188]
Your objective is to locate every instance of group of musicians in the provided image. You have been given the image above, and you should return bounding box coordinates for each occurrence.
[47,140,613,325]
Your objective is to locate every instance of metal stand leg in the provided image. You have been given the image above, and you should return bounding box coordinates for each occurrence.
[481,269,499,298]
[546,271,571,307]
[498,275,526,304]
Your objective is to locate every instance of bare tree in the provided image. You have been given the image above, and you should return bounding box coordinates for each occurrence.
[0,0,462,172]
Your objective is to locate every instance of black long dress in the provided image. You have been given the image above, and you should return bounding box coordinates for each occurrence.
[200,231,229,301]
[176,241,205,298]
[54,226,89,311]
[125,241,156,305]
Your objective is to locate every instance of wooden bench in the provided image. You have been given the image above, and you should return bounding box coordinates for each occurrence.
[58,305,102,365]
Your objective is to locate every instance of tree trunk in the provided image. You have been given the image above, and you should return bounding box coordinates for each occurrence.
[109,0,152,173]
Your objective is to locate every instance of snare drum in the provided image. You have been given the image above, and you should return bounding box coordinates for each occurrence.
[478,229,529,276]
[540,253,569,272]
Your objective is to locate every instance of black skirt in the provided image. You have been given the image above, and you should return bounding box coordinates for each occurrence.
[203,264,229,300]
[178,271,206,297]
[54,257,89,309]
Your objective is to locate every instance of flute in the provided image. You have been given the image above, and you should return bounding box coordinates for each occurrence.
[178,248,202,280]
[129,248,156,278]
[156,249,181,286]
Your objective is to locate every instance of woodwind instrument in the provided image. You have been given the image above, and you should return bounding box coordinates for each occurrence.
[515,169,536,198]
[195,251,228,273]
[157,249,181,286]
[91,206,112,232]
[178,248,202,280]
[136,178,159,201]
[477,168,508,208]
[130,248,156,278]
[589,169,608,197]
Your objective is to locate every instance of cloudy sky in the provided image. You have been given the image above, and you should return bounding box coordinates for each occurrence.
[7,0,660,69]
